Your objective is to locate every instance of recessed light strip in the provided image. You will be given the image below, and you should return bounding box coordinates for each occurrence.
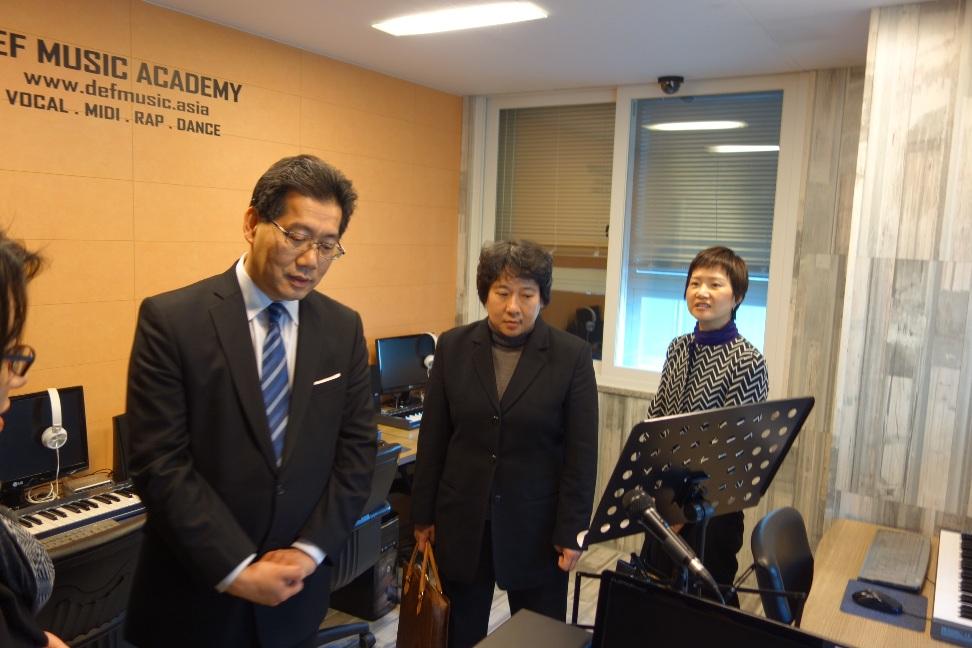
[373,2,549,36]
[709,145,780,153]
[645,121,746,132]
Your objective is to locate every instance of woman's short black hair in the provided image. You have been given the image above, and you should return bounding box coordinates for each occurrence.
[476,240,553,306]
[685,246,749,318]
[0,231,43,354]
[249,154,358,236]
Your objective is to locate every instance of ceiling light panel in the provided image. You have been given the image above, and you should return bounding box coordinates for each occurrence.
[373,2,548,36]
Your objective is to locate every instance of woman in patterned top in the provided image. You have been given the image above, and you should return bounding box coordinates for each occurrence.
[0,231,68,648]
[641,246,768,605]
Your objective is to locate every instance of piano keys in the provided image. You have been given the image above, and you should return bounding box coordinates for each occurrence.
[15,482,144,540]
[933,529,972,647]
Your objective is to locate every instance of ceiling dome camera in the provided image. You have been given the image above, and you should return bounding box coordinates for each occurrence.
[658,75,684,95]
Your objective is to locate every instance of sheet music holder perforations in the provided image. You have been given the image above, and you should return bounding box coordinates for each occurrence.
[583,396,814,547]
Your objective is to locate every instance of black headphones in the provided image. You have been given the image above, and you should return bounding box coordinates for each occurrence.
[41,388,68,450]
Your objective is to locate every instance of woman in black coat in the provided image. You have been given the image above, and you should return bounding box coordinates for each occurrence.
[0,231,68,648]
[411,240,598,648]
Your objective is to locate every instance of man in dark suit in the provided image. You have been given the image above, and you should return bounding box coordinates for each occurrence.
[124,155,377,648]
[411,240,598,648]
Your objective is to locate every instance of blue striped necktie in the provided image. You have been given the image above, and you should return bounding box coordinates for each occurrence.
[262,302,290,464]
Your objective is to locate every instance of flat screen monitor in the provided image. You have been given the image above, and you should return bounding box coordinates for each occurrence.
[0,386,89,498]
[375,334,432,399]
[591,571,849,648]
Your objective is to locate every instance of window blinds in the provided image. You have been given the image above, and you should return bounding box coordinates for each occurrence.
[628,91,783,276]
[495,103,616,254]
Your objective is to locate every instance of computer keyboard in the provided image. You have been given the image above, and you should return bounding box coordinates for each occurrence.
[859,528,931,592]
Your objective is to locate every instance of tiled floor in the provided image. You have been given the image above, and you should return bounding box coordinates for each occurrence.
[320,545,765,647]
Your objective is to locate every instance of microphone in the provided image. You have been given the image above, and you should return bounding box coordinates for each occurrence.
[622,486,724,603]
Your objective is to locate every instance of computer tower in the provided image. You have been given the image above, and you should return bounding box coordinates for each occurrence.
[330,513,399,621]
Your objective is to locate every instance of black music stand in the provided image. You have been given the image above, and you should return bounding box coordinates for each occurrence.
[581,397,814,593]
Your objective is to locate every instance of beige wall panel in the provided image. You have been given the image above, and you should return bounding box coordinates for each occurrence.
[413,86,463,132]
[327,243,454,290]
[27,239,134,305]
[316,149,414,205]
[24,301,135,371]
[300,52,416,123]
[340,203,457,249]
[412,166,460,209]
[132,129,297,189]
[0,104,133,178]
[0,171,134,240]
[134,182,247,242]
[336,201,388,248]
[331,109,413,162]
[299,98,345,152]
[133,241,245,299]
[1,0,132,54]
[130,1,301,93]
[213,84,300,144]
[411,122,462,171]
[21,359,128,473]
[413,205,460,246]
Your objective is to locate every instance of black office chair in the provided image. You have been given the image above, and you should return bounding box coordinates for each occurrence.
[316,441,402,647]
[750,506,814,627]
[36,516,143,648]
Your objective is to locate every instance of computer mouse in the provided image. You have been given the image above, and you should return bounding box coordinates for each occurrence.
[852,588,904,615]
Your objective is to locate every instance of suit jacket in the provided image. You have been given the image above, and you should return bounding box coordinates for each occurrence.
[411,317,598,589]
[124,266,377,648]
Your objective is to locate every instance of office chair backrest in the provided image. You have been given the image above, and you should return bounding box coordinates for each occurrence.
[317,442,401,647]
[330,441,401,590]
[751,506,814,626]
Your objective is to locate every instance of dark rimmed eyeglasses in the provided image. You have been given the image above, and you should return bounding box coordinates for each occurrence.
[3,344,35,378]
[267,220,346,263]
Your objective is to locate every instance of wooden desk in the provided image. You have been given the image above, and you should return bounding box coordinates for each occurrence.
[801,519,939,648]
[378,424,417,465]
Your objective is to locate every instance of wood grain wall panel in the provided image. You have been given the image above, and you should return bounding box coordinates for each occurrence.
[829,0,972,537]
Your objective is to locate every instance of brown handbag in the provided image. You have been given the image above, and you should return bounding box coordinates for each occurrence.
[396,543,450,648]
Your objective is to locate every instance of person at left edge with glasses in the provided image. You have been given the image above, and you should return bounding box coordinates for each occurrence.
[0,231,69,648]
[124,155,377,648]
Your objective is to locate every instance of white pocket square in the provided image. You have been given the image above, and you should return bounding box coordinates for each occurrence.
[313,373,341,385]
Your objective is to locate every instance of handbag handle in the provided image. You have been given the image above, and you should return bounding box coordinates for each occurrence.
[415,543,447,614]
[403,544,421,596]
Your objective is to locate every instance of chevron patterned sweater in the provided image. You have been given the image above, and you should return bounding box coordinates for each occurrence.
[647,331,768,418]
[641,327,768,602]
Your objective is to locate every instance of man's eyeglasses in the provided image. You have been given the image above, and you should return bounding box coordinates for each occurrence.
[267,220,346,263]
[3,344,35,378]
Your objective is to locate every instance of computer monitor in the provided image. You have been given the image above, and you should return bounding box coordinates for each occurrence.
[375,334,433,406]
[0,386,89,504]
[591,570,849,648]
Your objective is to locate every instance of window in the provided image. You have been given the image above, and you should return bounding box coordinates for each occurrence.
[478,93,616,357]
[470,76,810,395]
[619,91,783,371]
